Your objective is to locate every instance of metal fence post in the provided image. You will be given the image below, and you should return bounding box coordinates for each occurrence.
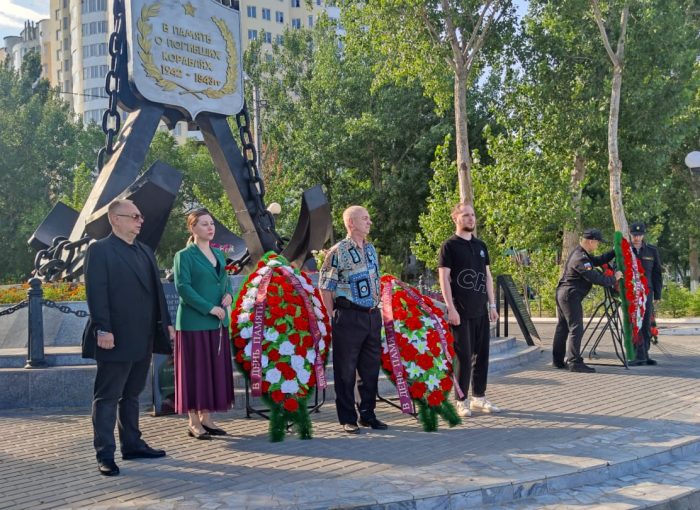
[25,278,47,369]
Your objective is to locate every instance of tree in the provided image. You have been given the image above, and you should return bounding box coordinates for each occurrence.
[354,0,516,205]
[0,52,101,282]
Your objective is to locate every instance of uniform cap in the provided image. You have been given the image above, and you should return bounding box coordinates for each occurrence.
[582,228,606,242]
[630,222,646,235]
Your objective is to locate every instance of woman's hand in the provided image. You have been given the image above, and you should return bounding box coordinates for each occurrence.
[209,306,226,321]
[221,293,232,307]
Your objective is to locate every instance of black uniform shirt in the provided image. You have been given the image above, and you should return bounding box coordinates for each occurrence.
[438,235,490,319]
[558,245,616,298]
[632,242,663,300]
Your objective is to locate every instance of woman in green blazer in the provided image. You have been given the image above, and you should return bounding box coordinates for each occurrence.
[173,209,234,439]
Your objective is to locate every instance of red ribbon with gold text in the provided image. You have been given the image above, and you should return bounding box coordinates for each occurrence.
[250,270,273,397]
[381,283,415,414]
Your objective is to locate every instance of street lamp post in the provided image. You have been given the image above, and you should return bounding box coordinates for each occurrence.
[685,151,700,177]
[685,151,700,291]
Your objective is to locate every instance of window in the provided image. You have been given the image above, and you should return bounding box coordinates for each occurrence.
[63,17,69,29]
[83,64,109,80]
[247,29,258,40]
[291,0,300,6]
[81,0,107,14]
[83,109,103,125]
[276,34,284,44]
[263,32,272,43]
[82,21,108,36]
[262,8,271,20]
[308,15,313,27]
[56,29,60,40]
[246,5,256,17]
[63,38,70,50]
[84,86,107,99]
[316,0,321,5]
[83,42,108,58]
[291,18,301,29]
[275,11,284,23]
[55,9,60,20]
[265,53,273,62]
[63,59,70,71]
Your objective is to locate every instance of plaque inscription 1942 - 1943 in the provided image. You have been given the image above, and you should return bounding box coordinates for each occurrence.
[125,0,244,118]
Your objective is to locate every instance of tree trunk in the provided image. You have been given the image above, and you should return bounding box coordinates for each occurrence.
[454,70,473,205]
[690,235,699,292]
[607,65,628,235]
[561,153,586,269]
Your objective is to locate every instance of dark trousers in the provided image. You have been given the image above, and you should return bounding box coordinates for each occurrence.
[553,287,585,364]
[331,307,382,425]
[635,294,654,360]
[92,355,151,461]
[451,312,490,400]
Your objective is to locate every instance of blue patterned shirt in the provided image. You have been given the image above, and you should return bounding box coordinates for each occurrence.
[318,237,381,308]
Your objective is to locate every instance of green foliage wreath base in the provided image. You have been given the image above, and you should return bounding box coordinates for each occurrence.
[263,395,313,443]
[416,400,461,432]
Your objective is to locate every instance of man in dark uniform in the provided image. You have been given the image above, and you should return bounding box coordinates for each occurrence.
[319,205,386,434]
[553,229,622,373]
[628,222,663,366]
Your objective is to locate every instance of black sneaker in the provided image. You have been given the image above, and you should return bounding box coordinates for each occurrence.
[552,360,567,369]
[568,362,596,373]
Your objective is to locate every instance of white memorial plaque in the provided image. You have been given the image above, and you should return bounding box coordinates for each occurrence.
[125,0,244,118]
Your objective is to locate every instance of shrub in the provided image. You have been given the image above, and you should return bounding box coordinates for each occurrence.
[0,282,85,305]
[656,282,691,318]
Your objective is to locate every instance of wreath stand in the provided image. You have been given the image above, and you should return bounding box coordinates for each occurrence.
[244,379,325,423]
[580,287,628,368]
[376,391,419,420]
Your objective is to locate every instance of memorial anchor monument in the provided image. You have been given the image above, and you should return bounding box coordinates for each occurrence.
[31,0,331,280]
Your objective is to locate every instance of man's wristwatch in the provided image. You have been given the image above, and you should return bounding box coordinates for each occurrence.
[96,330,110,336]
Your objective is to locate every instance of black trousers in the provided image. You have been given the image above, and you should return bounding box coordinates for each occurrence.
[635,294,654,360]
[331,307,382,425]
[92,355,151,461]
[451,312,490,400]
[553,287,585,364]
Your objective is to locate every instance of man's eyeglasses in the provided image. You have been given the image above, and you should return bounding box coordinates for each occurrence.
[115,213,145,221]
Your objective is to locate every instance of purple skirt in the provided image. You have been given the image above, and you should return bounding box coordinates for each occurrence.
[175,328,234,414]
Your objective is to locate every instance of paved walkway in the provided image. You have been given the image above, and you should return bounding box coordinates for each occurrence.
[1,324,699,509]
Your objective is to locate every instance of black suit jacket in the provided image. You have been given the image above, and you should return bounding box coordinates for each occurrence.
[82,234,173,361]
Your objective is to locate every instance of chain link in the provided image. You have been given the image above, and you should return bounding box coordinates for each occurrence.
[235,102,267,209]
[98,0,127,171]
[0,300,29,317]
[34,235,91,282]
[42,300,89,318]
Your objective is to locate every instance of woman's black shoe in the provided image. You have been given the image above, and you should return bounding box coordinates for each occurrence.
[187,426,211,440]
[202,425,228,436]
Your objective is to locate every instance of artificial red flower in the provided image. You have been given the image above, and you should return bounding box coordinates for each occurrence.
[295,345,308,357]
[293,316,309,331]
[409,381,427,399]
[275,322,288,334]
[405,315,423,331]
[271,390,284,403]
[402,342,419,362]
[234,336,247,348]
[440,377,453,392]
[268,349,280,362]
[262,381,271,393]
[427,390,445,406]
[416,353,434,371]
[283,398,299,412]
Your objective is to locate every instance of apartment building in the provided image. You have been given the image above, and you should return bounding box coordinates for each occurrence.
[3,0,336,134]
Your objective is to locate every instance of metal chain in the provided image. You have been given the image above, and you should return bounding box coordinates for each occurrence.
[97,0,127,171]
[34,235,91,282]
[42,300,89,318]
[0,300,29,317]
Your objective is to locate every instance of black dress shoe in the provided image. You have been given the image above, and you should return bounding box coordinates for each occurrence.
[646,358,658,365]
[628,359,646,366]
[187,426,211,440]
[122,444,167,459]
[359,417,389,430]
[568,362,596,373]
[552,360,567,369]
[202,424,228,436]
[97,459,120,476]
[342,423,360,434]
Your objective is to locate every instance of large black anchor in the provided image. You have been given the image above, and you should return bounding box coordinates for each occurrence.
[30,0,330,281]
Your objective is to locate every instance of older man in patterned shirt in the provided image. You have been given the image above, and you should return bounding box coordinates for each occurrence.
[319,206,386,434]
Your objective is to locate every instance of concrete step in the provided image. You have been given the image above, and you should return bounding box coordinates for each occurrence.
[491,453,700,509]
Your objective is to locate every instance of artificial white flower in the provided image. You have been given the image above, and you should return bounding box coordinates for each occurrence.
[278,340,295,356]
[241,297,255,312]
[281,379,299,393]
[318,339,326,351]
[421,316,435,328]
[426,374,441,391]
[314,307,324,319]
[435,358,448,371]
[258,266,270,275]
[302,283,315,293]
[237,312,251,324]
[251,275,262,286]
[265,368,281,384]
[406,362,425,379]
[268,258,282,266]
[240,326,253,340]
[311,296,322,308]
[245,287,258,299]
[414,338,428,354]
[290,354,306,372]
[296,367,310,385]
[318,322,327,337]
[306,350,317,364]
[244,341,252,356]
[264,328,280,342]
[261,354,269,368]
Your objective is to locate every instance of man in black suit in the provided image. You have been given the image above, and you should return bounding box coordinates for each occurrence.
[83,199,174,476]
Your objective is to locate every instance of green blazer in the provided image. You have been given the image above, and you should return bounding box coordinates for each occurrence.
[173,243,233,331]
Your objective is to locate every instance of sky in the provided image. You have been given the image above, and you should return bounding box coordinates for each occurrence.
[1,0,50,43]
